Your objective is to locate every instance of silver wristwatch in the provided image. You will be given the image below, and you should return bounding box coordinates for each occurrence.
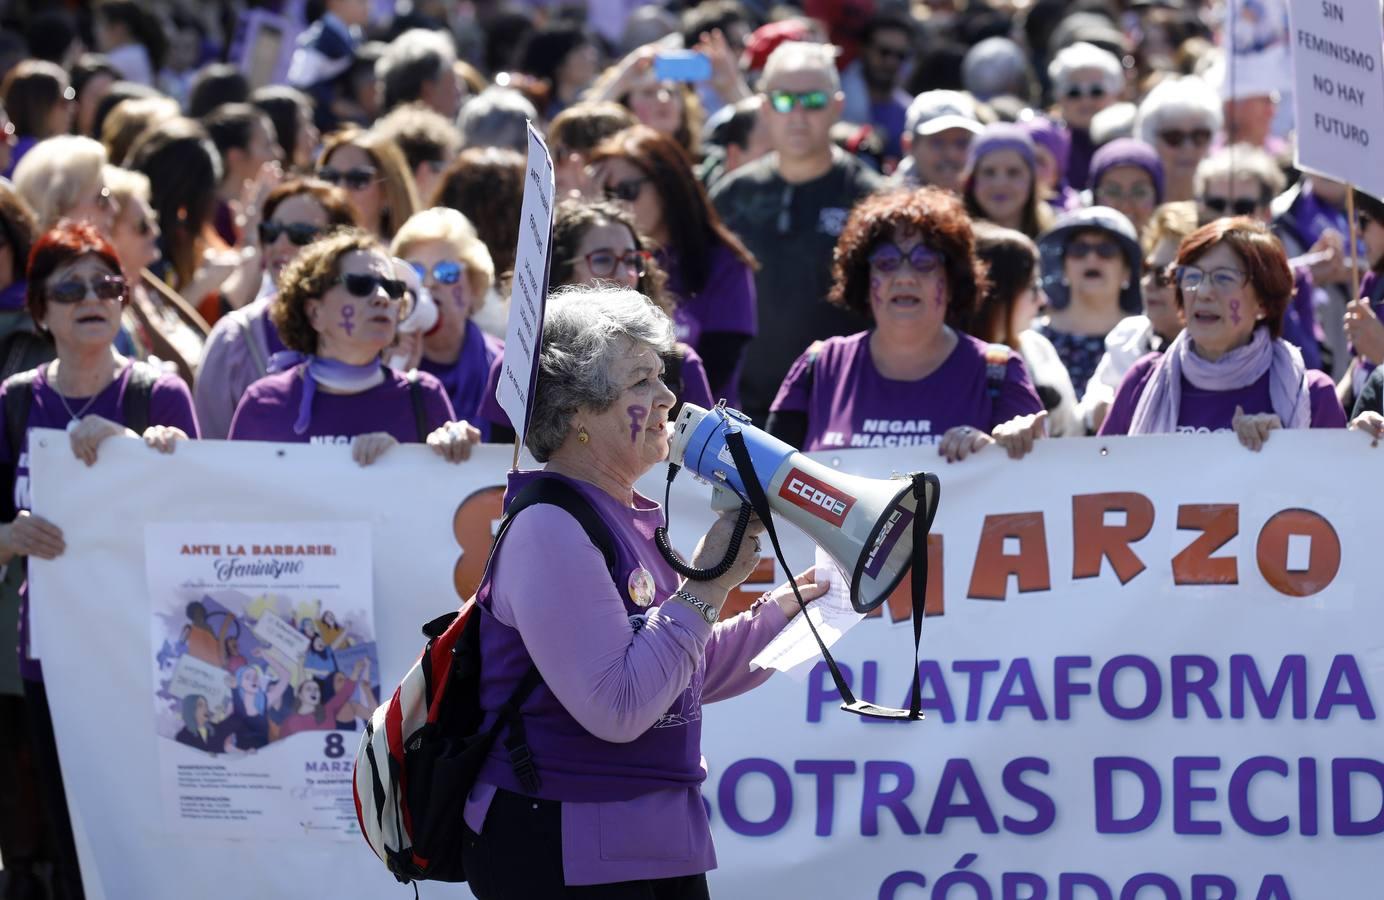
[672,589,719,625]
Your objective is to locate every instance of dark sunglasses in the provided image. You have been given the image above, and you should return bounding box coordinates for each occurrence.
[408,260,463,285]
[332,273,406,299]
[133,217,153,236]
[259,221,322,247]
[1202,196,1260,216]
[1359,212,1379,231]
[585,248,650,279]
[49,276,127,304]
[602,178,647,203]
[1144,263,1176,288]
[316,166,379,190]
[868,242,943,274]
[1066,240,1121,260]
[1064,83,1108,100]
[767,90,830,114]
[1157,128,1212,149]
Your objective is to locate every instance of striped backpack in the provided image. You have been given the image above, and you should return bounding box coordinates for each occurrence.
[353,476,618,885]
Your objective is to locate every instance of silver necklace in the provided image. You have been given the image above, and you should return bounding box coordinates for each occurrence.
[50,362,106,425]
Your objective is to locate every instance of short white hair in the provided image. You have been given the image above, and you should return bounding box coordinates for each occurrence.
[375,28,457,112]
[458,87,538,153]
[1135,76,1223,145]
[13,136,107,230]
[1048,42,1123,96]
[1194,143,1285,199]
[527,286,675,462]
[761,41,841,92]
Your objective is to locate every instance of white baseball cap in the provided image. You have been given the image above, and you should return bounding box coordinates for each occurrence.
[905,90,984,138]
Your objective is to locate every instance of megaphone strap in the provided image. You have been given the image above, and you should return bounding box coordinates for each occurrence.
[722,430,931,721]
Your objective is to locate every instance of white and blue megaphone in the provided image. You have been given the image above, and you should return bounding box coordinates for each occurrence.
[662,403,939,616]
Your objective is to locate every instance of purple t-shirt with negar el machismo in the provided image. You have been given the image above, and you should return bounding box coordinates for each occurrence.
[0,361,200,681]
[770,330,1044,452]
[1098,352,1346,435]
[227,364,455,444]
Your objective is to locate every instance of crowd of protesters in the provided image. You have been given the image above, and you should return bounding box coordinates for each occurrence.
[0,0,1379,896]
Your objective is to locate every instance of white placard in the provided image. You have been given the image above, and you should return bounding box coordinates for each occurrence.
[496,121,556,445]
[1288,0,1384,198]
[24,429,1384,899]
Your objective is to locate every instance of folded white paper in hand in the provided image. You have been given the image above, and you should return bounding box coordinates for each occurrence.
[750,546,865,681]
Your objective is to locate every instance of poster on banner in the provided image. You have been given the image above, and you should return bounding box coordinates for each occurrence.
[495,121,556,444]
[1287,0,1384,199]
[145,521,378,841]
[25,430,1384,899]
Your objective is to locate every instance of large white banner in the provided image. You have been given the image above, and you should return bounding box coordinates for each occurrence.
[27,428,1384,899]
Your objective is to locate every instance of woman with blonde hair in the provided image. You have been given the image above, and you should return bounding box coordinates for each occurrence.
[389,207,500,431]
[11,136,115,233]
[103,165,210,385]
[316,126,419,241]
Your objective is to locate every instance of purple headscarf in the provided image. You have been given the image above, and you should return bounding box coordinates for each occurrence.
[965,123,1037,176]
[1021,116,1071,189]
[1088,138,1166,205]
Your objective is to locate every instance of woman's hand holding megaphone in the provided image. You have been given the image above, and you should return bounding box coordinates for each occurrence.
[689,510,766,596]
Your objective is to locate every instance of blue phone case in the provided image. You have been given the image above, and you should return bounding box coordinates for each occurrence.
[654,52,713,83]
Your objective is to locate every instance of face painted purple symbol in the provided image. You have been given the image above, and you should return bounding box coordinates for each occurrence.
[340,304,356,335]
[627,405,648,443]
[1229,298,1241,326]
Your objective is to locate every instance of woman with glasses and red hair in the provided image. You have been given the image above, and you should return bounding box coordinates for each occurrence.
[767,187,1045,462]
[0,221,198,900]
[587,125,757,406]
[478,199,714,443]
[1099,218,1345,448]
[227,228,480,466]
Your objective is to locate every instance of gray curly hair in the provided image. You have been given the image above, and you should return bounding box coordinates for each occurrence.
[526,285,675,462]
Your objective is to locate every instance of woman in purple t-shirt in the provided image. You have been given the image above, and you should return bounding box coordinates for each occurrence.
[1100,218,1345,446]
[768,187,1046,461]
[478,200,715,443]
[227,229,480,465]
[464,285,820,896]
[588,125,758,403]
[0,222,198,900]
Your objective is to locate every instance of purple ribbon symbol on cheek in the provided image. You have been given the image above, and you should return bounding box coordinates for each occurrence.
[340,305,356,335]
[627,405,648,443]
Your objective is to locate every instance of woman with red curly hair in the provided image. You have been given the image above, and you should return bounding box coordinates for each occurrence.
[767,187,1046,462]
[0,221,198,900]
[1100,218,1344,448]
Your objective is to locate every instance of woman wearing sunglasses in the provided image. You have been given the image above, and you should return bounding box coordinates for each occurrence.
[316,126,419,241]
[228,229,479,466]
[389,208,500,434]
[1134,76,1223,203]
[1100,218,1344,447]
[105,166,210,387]
[477,200,715,443]
[588,125,757,405]
[1033,206,1143,398]
[195,178,358,438]
[0,222,198,900]
[1080,201,1195,433]
[767,188,1045,462]
[1046,42,1123,191]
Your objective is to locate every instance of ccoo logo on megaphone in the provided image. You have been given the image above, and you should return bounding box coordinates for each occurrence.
[669,403,938,614]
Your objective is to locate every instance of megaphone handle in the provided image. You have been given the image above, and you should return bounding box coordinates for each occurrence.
[653,502,755,581]
[720,429,864,710]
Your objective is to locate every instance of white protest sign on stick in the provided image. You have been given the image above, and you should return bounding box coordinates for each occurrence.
[496,122,556,457]
[1288,0,1384,200]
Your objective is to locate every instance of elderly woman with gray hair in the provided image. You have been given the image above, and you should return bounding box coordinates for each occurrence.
[462,284,821,898]
[1047,42,1124,191]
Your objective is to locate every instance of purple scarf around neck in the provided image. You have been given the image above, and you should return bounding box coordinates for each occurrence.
[267,351,385,435]
[1127,326,1311,434]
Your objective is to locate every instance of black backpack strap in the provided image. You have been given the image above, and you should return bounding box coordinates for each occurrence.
[480,476,621,793]
[122,362,161,435]
[405,369,428,442]
[2,368,38,464]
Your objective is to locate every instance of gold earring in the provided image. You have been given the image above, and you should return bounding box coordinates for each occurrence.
[577,427,589,444]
